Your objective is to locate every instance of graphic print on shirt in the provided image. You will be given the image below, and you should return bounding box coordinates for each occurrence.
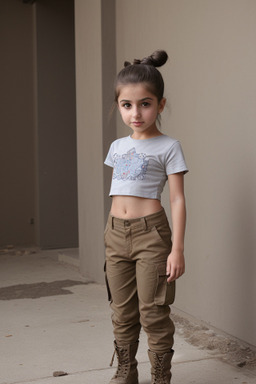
[113,148,149,181]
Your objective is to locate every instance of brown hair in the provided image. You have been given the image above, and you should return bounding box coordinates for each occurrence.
[115,50,168,103]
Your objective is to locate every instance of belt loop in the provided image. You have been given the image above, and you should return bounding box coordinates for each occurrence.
[142,217,147,231]
[111,216,114,230]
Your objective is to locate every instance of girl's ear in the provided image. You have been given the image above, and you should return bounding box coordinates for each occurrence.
[158,97,166,114]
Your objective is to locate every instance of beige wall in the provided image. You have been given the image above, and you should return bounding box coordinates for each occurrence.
[75,0,116,282]
[115,0,256,346]
[75,0,256,345]
[75,0,104,282]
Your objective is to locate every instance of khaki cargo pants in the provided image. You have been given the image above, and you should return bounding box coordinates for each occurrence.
[104,209,175,354]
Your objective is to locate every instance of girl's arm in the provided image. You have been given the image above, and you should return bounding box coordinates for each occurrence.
[166,173,186,283]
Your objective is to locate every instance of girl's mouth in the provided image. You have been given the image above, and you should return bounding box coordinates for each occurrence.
[132,122,143,127]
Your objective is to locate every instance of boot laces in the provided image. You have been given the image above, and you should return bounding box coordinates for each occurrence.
[152,354,166,384]
[111,347,130,378]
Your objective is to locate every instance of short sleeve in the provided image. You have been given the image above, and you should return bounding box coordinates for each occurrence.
[104,143,114,168]
[165,141,188,175]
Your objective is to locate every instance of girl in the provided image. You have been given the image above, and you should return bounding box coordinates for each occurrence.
[104,50,188,384]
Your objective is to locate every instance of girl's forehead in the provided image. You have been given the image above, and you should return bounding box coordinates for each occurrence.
[117,83,156,100]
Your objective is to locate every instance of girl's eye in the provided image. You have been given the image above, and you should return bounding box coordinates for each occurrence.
[122,103,131,108]
[142,102,150,107]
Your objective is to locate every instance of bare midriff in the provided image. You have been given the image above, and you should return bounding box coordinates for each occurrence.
[110,195,163,219]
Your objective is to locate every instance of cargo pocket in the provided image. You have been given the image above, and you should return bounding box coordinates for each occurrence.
[154,262,175,305]
[104,262,112,302]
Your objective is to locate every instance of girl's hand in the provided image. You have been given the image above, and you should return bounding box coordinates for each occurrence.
[166,250,185,283]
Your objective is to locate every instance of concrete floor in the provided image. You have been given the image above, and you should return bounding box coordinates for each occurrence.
[0,248,255,384]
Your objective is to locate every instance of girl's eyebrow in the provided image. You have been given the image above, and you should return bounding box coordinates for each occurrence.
[119,97,153,103]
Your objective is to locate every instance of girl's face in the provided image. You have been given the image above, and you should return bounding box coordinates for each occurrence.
[117,83,166,139]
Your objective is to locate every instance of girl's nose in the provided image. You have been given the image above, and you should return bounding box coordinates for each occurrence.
[133,107,141,118]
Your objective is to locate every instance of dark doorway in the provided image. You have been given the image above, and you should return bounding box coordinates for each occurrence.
[0,0,78,249]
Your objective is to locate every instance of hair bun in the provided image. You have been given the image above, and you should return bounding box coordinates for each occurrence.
[141,50,168,68]
[123,50,168,68]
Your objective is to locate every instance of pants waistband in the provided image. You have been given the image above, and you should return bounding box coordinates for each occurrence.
[108,208,167,230]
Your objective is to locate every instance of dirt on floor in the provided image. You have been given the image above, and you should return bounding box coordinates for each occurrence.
[0,280,88,300]
[172,313,256,370]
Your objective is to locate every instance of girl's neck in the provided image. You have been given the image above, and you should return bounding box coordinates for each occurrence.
[131,128,162,140]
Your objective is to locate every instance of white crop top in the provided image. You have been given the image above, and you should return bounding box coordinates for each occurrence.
[104,135,188,200]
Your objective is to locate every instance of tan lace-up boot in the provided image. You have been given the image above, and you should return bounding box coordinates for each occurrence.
[109,340,139,384]
[148,349,174,384]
